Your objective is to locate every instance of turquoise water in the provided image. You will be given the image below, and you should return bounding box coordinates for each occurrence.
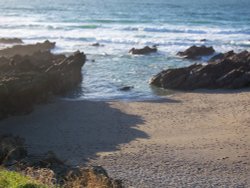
[0,0,249,100]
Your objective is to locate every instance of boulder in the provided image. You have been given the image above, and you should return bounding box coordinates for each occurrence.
[129,46,157,55]
[177,45,215,59]
[150,51,250,90]
[0,42,86,118]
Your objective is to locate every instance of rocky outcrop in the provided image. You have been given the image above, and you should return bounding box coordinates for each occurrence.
[0,135,122,188]
[0,40,55,57]
[0,41,85,118]
[129,46,157,55]
[150,51,250,90]
[0,38,23,44]
[177,45,215,59]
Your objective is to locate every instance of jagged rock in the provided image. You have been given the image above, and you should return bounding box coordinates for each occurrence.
[177,45,215,59]
[150,51,250,90]
[0,42,86,118]
[208,50,235,63]
[0,38,23,44]
[0,40,55,57]
[129,46,157,55]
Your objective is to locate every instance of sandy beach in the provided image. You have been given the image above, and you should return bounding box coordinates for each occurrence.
[0,91,249,187]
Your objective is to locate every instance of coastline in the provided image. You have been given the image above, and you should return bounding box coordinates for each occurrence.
[0,0,250,186]
[0,90,249,187]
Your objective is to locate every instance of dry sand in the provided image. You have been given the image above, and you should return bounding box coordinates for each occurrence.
[0,90,249,187]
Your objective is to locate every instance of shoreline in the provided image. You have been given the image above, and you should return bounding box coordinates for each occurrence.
[0,90,249,187]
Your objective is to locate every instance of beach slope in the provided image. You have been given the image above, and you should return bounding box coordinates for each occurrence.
[0,91,249,187]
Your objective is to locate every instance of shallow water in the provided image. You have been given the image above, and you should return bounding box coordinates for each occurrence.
[0,0,249,100]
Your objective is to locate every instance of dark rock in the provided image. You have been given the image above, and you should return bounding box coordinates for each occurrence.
[0,38,23,44]
[177,45,215,59]
[209,50,235,63]
[129,46,157,55]
[150,51,250,90]
[0,40,56,57]
[0,42,86,118]
[90,43,104,47]
[152,44,160,47]
[200,39,207,42]
[119,86,134,91]
[208,53,224,62]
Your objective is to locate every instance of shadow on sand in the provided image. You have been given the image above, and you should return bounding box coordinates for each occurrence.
[0,100,148,165]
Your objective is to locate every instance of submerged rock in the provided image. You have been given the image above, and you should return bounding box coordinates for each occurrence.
[129,46,157,55]
[150,51,250,90]
[119,86,134,91]
[0,41,86,118]
[177,45,215,59]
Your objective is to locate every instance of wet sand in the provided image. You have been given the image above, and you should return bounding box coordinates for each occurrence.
[0,91,249,187]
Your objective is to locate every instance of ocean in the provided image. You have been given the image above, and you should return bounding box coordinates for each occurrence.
[0,0,249,100]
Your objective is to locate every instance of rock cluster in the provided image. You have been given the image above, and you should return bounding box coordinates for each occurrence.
[150,49,250,90]
[0,41,86,119]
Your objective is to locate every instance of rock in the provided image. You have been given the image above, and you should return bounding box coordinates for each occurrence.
[119,86,134,91]
[200,39,207,42]
[0,38,23,44]
[152,44,160,47]
[150,51,250,90]
[0,42,86,118]
[90,42,104,47]
[177,45,215,59]
[129,46,157,55]
[208,50,235,63]
[0,135,27,165]
[0,40,56,57]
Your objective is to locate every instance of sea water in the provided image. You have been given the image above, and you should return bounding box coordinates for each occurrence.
[0,0,249,100]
